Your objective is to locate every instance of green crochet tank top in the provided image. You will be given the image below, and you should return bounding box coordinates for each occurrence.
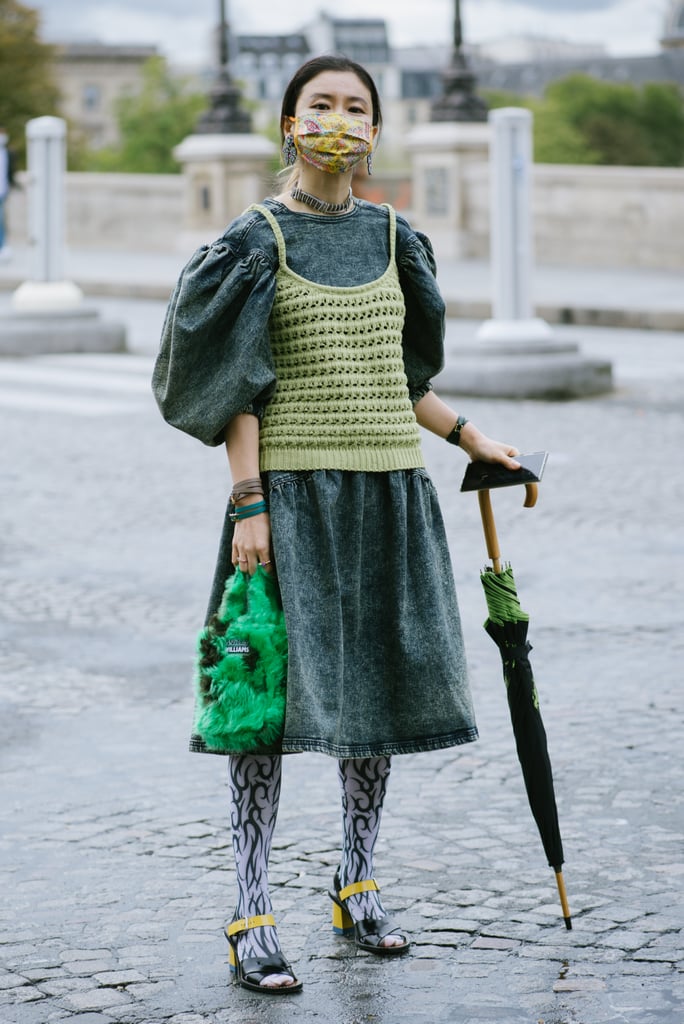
[252,203,424,473]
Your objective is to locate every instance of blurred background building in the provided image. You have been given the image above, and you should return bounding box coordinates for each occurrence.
[50,4,684,157]
[55,43,159,149]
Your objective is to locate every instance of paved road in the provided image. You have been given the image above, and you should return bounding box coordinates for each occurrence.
[0,303,682,1023]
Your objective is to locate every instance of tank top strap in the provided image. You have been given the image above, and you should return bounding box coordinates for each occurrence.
[381,203,397,263]
[249,201,397,270]
[248,203,287,266]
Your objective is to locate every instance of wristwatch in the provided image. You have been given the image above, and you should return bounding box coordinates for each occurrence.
[445,415,468,447]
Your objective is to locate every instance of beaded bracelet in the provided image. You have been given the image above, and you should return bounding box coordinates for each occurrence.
[445,415,469,447]
[229,500,269,522]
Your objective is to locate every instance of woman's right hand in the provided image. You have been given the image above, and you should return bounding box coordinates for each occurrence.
[232,511,273,575]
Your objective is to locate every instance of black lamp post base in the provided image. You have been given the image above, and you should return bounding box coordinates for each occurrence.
[431,59,488,123]
[195,71,252,135]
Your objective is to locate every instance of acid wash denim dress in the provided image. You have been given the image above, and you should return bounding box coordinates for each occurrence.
[152,197,478,758]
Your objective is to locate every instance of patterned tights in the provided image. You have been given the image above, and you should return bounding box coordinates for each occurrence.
[228,753,391,960]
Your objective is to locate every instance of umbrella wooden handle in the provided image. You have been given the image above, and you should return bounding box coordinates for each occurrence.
[524,482,538,508]
[478,483,538,574]
[477,489,502,574]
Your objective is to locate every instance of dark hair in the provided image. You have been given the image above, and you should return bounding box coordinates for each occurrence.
[279,55,383,142]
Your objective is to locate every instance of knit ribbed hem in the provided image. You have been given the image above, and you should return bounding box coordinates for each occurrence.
[260,445,425,473]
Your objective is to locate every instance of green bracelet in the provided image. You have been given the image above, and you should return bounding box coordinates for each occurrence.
[446,415,468,447]
[229,500,269,522]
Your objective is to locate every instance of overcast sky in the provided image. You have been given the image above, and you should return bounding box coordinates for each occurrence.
[31,0,671,66]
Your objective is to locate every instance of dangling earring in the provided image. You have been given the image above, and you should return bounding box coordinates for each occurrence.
[282,134,297,167]
[366,151,373,176]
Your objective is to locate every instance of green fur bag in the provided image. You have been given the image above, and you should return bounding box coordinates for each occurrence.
[193,567,287,752]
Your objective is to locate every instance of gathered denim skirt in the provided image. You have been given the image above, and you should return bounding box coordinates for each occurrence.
[190,468,478,758]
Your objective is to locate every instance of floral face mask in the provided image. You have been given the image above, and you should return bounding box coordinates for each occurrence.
[293,112,372,174]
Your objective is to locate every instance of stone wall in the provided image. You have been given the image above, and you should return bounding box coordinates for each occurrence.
[533,164,684,270]
[6,164,684,269]
[7,172,185,252]
[460,161,684,270]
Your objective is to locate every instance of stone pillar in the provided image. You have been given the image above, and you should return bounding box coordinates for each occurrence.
[476,108,552,344]
[433,107,613,399]
[174,133,277,247]
[405,121,489,260]
[11,116,83,312]
[1,115,126,353]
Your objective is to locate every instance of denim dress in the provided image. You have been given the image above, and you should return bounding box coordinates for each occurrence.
[153,199,478,757]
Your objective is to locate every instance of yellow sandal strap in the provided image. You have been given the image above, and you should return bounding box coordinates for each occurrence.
[338,879,379,902]
[227,913,276,937]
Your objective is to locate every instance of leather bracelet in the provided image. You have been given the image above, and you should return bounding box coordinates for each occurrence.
[445,415,468,446]
[230,476,264,504]
[229,499,269,522]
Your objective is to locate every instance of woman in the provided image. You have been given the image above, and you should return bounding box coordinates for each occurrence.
[153,55,520,994]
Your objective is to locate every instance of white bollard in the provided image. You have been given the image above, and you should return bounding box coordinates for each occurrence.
[477,107,551,345]
[11,115,82,312]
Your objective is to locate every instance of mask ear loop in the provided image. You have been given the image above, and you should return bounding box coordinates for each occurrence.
[367,121,379,176]
[281,116,297,168]
[282,134,297,167]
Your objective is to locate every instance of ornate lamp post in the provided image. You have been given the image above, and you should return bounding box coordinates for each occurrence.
[195,0,251,134]
[431,0,488,122]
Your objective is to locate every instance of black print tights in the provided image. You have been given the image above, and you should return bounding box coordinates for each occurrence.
[228,754,391,960]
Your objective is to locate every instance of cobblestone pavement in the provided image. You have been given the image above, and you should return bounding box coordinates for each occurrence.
[0,308,682,1023]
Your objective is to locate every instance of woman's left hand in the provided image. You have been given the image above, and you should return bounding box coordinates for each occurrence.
[459,422,520,468]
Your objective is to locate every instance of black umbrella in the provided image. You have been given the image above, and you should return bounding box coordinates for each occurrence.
[461,453,572,929]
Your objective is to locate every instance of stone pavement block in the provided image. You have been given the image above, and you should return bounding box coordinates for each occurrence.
[599,930,657,951]
[92,970,147,986]
[62,961,119,977]
[0,975,31,990]
[553,977,607,992]
[63,988,133,1011]
[37,978,95,997]
[6,986,47,1003]
[472,936,521,950]
[51,1017,116,1024]
[166,1016,213,1024]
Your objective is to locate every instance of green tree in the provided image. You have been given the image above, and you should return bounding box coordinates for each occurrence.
[483,88,599,164]
[544,74,684,166]
[0,0,60,162]
[484,74,684,167]
[639,82,684,166]
[530,98,600,164]
[82,57,207,173]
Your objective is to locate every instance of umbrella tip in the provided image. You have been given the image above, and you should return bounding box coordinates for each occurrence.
[564,916,573,931]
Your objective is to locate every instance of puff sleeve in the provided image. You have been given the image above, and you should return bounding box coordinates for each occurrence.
[152,238,277,447]
[397,226,446,403]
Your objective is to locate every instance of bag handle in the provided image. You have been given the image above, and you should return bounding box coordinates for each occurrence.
[219,566,282,624]
[219,567,250,620]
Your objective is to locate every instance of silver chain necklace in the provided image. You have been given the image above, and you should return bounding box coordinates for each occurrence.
[290,186,353,214]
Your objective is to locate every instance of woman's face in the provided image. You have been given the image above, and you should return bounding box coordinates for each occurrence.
[285,70,377,140]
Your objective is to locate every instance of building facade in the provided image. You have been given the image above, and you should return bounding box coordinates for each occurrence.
[55,43,159,149]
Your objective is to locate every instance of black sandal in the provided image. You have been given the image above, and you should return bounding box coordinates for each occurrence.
[225,914,303,994]
[329,873,410,956]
